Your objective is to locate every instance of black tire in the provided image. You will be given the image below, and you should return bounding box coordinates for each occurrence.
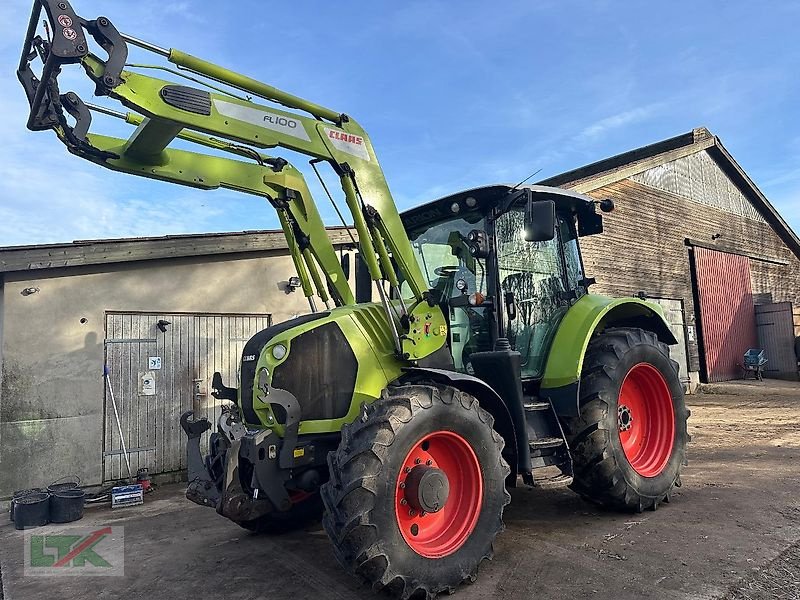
[321,383,510,598]
[564,327,689,512]
[238,491,324,534]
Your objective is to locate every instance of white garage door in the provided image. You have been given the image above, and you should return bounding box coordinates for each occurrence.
[102,312,271,482]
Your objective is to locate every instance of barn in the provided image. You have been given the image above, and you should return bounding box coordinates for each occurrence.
[0,127,797,499]
[539,127,800,388]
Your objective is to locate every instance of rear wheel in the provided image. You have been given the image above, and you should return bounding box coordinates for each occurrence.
[565,327,689,512]
[321,383,510,598]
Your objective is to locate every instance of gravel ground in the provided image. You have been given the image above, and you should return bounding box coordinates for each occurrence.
[1,383,799,599]
[724,539,800,600]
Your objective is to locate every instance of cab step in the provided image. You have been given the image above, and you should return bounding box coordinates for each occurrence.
[523,396,573,476]
[524,401,550,411]
[528,436,564,450]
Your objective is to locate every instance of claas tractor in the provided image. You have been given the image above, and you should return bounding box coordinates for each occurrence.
[18,2,689,597]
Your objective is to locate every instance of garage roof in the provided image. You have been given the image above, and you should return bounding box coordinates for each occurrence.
[0,227,356,274]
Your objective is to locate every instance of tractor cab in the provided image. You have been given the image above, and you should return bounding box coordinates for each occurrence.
[400,184,611,380]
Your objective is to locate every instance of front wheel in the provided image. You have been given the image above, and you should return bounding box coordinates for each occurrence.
[565,327,689,512]
[321,383,510,598]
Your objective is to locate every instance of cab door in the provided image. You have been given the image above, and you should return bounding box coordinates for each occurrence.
[494,208,577,378]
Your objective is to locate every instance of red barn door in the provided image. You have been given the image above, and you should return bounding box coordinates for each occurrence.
[693,247,757,382]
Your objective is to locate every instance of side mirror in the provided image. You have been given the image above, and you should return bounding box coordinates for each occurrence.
[524,197,556,242]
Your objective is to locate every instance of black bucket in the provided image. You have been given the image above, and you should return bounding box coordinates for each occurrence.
[9,488,46,522]
[47,476,81,494]
[13,492,50,530]
[50,488,86,523]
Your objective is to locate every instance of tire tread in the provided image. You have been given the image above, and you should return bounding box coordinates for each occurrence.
[565,327,689,512]
[321,384,510,599]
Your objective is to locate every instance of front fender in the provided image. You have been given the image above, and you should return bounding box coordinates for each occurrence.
[400,367,522,479]
[541,294,677,417]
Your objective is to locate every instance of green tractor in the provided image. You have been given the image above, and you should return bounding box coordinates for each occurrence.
[18,2,689,596]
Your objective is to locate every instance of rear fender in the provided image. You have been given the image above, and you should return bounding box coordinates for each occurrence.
[541,294,677,417]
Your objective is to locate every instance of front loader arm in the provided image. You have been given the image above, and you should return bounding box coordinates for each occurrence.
[79,54,427,301]
[18,0,445,359]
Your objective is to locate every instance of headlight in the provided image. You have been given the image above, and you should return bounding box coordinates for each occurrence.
[271,344,287,360]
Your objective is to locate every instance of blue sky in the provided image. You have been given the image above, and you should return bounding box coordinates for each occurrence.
[1,1,798,246]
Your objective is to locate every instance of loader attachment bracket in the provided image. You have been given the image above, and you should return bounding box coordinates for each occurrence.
[60,91,91,140]
[180,409,293,518]
[180,410,220,508]
[17,0,125,146]
[81,15,127,94]
[210,371,238,403]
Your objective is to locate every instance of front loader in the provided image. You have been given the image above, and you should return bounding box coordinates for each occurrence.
[18,2,689,597]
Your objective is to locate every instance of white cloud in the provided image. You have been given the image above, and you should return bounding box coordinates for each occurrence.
[579,103,664,141]
[0,62,243,246]
[0,142,230,246]
[0,2,270,247]
[763,167,800,189]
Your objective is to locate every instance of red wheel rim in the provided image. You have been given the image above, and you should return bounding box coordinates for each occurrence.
[618,363,675,477]
[395,430,483,558]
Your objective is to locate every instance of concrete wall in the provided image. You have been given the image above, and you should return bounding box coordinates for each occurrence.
[0,250,318,498]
